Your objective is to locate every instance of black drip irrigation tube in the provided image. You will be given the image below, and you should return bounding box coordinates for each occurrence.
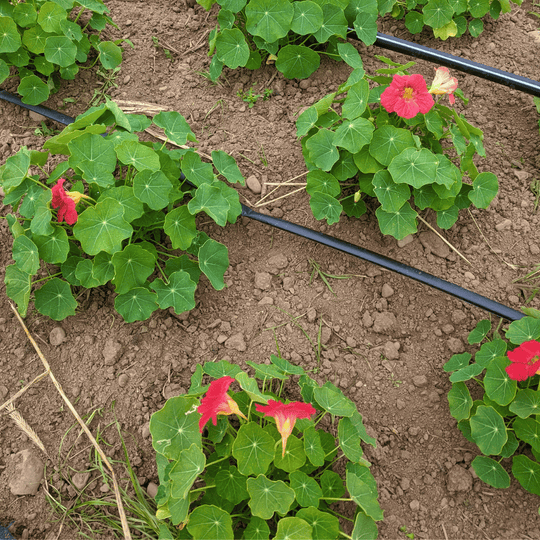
[1,32,534,322]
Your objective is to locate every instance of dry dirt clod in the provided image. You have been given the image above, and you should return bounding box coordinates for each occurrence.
[447,464,473,493]
[246,175,262,194]
[49,326,66,346]
[8,449,44,496]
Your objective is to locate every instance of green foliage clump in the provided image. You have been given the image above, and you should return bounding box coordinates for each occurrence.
[382,0,523,40]
[0,0,125,105]
[196,0,380,81]
[296,54,498,239]
[149,356,382,539]
[0,101,245,322]
[445,312,540,495]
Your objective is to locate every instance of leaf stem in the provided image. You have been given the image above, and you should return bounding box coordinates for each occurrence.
[320,497,352,502]
[32,272,62,284]
[190,485,215,493]
[205,455,229,468]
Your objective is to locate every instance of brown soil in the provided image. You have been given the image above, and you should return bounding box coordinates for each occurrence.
[1,0,540,538]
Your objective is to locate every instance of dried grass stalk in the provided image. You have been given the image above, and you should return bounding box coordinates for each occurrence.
[5,403,47,455]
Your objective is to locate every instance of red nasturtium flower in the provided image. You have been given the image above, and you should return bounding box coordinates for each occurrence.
[197,376,247,433]
[380,74,434,119]
[505,340,540,381]
[255,399,316,457]
[428,66,458,105]
[51,178,87,225]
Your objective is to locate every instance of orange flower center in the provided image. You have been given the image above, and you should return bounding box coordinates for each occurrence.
[402,87,414,101]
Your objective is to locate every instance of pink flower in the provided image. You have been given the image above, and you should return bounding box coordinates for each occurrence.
[197,376,246,433]
[255,399,316,457]
[429,67,458,105]
[380,74,434,119]
[505,340,540,381]
[51,178,79,225]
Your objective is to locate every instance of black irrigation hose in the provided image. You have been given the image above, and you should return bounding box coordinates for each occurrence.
[370,32,540,98]
[0,89,526,321]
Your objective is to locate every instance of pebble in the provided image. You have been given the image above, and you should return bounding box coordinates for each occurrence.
[299,79,311,90]
[513,170,530,182]
[372,312,397,334]
[396,399,406,410]
[246,175,262,194]
[451,310,467,324]
[321,326,332,345]
[362,312,374,328]
[384,341,400,360]
[49,326,66,346]
[397,234,414,248]
[29,111,47,123]
[72,472,91,491]
[267,253,289,271]
[495,219,512,231]
[447,465,473,493]
[346,336,357,348]
[381,283,394,298]
[123,75,131,84]
[447,337,464,354]
[147,481,159,498]
[103,339,123,366]
[254,272,272,290]
[257,297,274,305]
[141,422,151,439]
[225,333,247,352]
[0,385,8,399]
[418,231,450,259]
[307,307,317,323]
[410,499,420,511]
[8,449,44,496]
[100,483,110,493]
[118,373,129,387]
[400,477,410,490]
[412,375,428,388]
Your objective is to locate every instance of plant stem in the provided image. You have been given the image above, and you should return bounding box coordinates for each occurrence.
[205,455,229,468]
[190,485,215,494]
[32,272,62,284]
[320,497,352,502]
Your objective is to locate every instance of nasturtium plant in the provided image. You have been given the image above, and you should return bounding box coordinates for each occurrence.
[150,356,382,539]
[0,0,127,105]
[445,315,540,495]
[296,55,498,239]
[197,0,380,81]
[0,100,245,322]
[381,0,522,40]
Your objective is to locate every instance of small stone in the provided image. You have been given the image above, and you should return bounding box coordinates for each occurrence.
[282,276,294,290]
[246,175,262,194]
[257,297,274,306]
[410,499,420,511]
[447,337,464,354]
[225,333,246,352]
[513,170,530,182]
[412,375,428,388]
[362,312,374,328]
[141,422,151,439]
[0,385,8,399]
[217,334,228,343]
[372,312,397,334]
[8,449,44,496]
[254,272,272,290]
[381,283,394,298]
[72,472,91,491]
[346,336,357,348]
[147,481,159,499]
[396,399,406,410]
[397,234,414,248]
[418,231,450,258]
[29,111,47,123]
[451,310,467,324]
[49,326,66,346]
[307,307,317,323]
[103,339,123,366]
[299,79,311,90]
[384,341,400,360]
[447,464,473,493]
[400,477,410,490]
[267,254,289,271]
[118,373,129,387]
[529,30,540,44]
[321,326,332,345]
[123,75,131,84]
[508,295,520,304]
[442,324,454,335]
[100,483,110,493]
[495,219,512,231]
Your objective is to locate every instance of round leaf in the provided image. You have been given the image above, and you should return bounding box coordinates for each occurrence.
[342,79,370,119]
[245,0,294,43]
[472,456,510,488]
[513,417,540,453]
[313,3,348,43]
[468,172,498,209]
[34,278,77,320]
[164,205,198,250]
[74,198,133,255]
[133,169,172,210]
[198,238,229,290]
[306,129,339,171]
[22,26,49,54]
[5,265,31,317]
[97,41,122,69]
[0,16,22,52]
[297,507,340,540]
[111,244,156,294]
[509,389,540,419]
[169,444,206,499]
[512,455,540,496]
[484,356,516,406]
[405,11,424,33]
[44,36,77,67]
[12,235,40,275]
[274,435,306,472]
[215,466,249,504]
[388,148,439,189]
[232,422,275,476]
[246,475,295,519]
[375,202,418,240]
[351,511,379,540]
[309,192,342,225]
[276,45,320,79]
[306,170,340,197]
[470,405,507,456]
[115,140,160,171]
[353,12,378,46]
[289,471,322,507]
[187,505,233,540]
[333,117,374,154]
[422,0,453,28]
[243,517,270,540]
[150,270,197,314]
[373,169,410,212]
[33,225,69,264]
[291,1,323,34]
[211,149,244,184]
[447,381,473,422]
[369,125,415,166]
[17,75,50,105]
[37,2,66,32]
[506,317,540,345]
[114,287,158,322]
[314,385,356,416]
[274,517,312,540]
[153,111,198,146]
[216,28,250,68]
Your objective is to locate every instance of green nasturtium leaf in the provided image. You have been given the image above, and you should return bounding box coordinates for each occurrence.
[5,265,31,317]
[289,471,323,507]
[187,183,229,226]
[0,16,22,53]
[309,192,342,225]
[44,36,77,67]
[211,150,244,184]
[34,278,77,320]
[372,169,410,212]
[198,238,229,291]
[12,235,40,275]
[164,205,197,250]
[375,202,418,240]
[276,45,320,80]
[114,287,158,322]
[468,319,492,344]
[187,505,234,540]
[33,226,69,264]
[216,28,250,68]
[245,0,294,43]
[37,2,66,32]
[274,517,312,540]
[149,395,201,459]
[150,270,196,314]
[505,317,540,345]
[246,475,295,519]
[215,466,249,504]
[447,382,473,422]
[353,11,378,46]
[304,426,325,467]
[512,455,540,496]
[243,516,270,540]
[314,385,355,417]
[297,506,340,540]
[369,125,414,166]
[232,422,275,476]
[153,111,197,146]
[422,0,453,28]
[296,107,318,138]
[17,75,50,105]
[306,129,339,171]
[470,406,507,456]
[484,356,516,406]
[115,140,160,171]
[509,389,540,419]
[346,463,383,521]
[468,172,498,209]
[291,1,324,35]
[313,3,348,43]
[133,169,172,210]
[306,170,340,197]
[274,435,306,472]
[169,443,206,499]
[388,147,439,189]
[74,199,132,255]
[513,417,540,453]
[338,417,364,462]
[111,244,156,294]
[337,41,364,70]
[472,456,510,488]
[333,117,374,154]
[97,40,122,69]
[342,79,369,119]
